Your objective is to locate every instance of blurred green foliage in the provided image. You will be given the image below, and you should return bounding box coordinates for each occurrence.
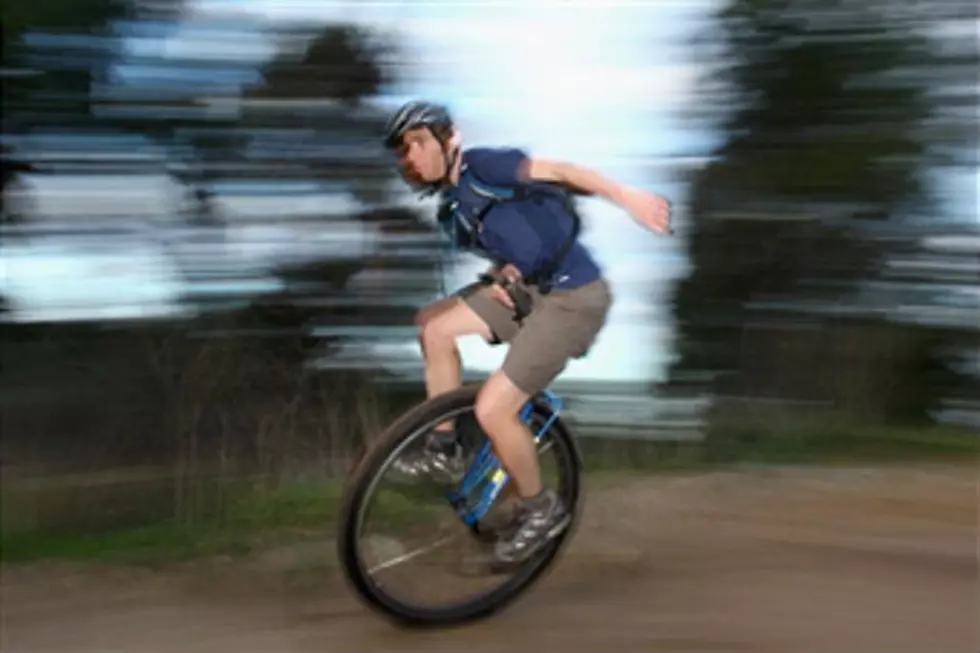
[666,0,979,428]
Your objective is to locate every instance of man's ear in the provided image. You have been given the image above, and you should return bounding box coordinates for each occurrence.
[446,128,462,151]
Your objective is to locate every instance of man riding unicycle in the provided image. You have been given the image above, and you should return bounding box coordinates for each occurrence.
[383,101,672,565]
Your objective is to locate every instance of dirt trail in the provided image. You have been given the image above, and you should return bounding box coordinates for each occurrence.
[2,465,976,653]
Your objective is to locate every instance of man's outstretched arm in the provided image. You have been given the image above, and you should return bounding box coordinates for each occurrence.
[520,158,672,235]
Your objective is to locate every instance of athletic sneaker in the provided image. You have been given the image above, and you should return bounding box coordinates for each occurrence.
[389,430,466,485]
[493,488,570,564]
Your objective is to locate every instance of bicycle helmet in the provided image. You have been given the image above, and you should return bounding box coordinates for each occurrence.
[383,100,459,196]
[382,100,454,150]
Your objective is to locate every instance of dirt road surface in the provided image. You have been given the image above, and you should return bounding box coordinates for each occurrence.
[2,465,976,653]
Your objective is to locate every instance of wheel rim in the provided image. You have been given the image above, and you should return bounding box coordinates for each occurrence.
[349,403,579,618]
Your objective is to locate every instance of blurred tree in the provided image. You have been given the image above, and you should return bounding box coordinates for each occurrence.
[2,6,444,376]
[1,145,37,229]
[204,22,441,364]
[1,0,189,132]
[0,10,441,473]
[255,24,392,104]
[664,0,977,425]
[112,21,399,220]
[2,0,125,130]
[241,23,396,205]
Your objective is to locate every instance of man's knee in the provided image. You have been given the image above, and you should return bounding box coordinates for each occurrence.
[473,391,498,432]
[420,314,455,352]
[420,300,492,349]
[475,370,529,432]
[416,299,456,352]
[414,296,454,329]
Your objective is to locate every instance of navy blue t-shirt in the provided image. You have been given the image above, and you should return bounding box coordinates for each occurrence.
[439,147,602,290]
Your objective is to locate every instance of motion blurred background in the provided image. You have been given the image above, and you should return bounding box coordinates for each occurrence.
[1,0,977,557]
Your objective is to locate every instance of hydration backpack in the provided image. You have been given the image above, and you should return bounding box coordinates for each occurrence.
[438,169,581,294]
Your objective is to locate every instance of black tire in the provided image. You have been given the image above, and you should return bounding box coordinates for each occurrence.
[336,383,583,627]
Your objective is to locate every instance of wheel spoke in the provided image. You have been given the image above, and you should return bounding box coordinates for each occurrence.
[367,533,462,575]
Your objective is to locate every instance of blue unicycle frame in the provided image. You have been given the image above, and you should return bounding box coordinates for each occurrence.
[445,389,563,527]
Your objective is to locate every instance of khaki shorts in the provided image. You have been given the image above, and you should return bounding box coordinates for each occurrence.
[457,278,613,395]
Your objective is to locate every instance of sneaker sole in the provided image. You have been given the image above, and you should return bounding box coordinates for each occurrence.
[486,512,573,573]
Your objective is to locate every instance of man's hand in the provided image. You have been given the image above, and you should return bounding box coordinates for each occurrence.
[490,284,514,309]
[620,187,671,235]
[489,264,522,309]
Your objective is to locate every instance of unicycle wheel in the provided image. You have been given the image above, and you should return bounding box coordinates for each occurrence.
[336,384,583,626]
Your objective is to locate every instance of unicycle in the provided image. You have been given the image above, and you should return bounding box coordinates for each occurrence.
[336,383,583,626]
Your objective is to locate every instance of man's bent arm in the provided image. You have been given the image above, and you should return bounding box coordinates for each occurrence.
[520,159,630,206]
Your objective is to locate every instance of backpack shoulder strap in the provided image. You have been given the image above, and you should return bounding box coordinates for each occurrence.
[461,168,581,294]
[461,167,527,232]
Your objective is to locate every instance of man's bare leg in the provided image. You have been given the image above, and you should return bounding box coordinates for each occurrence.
[415,297,461,398]
[392,300,493,482]
[474,370,541,497]
[475,370,569,562]
[417,299,492,431]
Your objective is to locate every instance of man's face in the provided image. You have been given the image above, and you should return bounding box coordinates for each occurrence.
[394,127,445,186]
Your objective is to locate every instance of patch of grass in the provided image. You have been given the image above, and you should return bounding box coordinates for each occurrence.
[580,439,707,472]
[221,480,346,531]
[0,476,431,565]
[576,419,976,471]
[3,421,974,565]
[1,521,252,565]
[703,420,977,465]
